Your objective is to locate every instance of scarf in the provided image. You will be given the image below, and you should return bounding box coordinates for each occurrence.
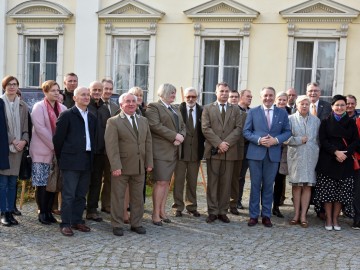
[0,94,21,153]
[333,111,346,122]
[44,97,60,135]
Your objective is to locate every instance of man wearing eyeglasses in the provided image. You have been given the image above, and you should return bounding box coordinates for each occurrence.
[172,87,205,218]
[306,82,331,121]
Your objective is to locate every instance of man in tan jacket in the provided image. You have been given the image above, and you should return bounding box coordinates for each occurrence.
[105,93,153,236]
[202,82,242,223]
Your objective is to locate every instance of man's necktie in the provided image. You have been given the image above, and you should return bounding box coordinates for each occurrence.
[220,104,225,123]
[311,104,317,116]
[168,106,179,132]
[104,101,111,114]
[188,108,194,132]
[266,108,271,129]
[130,115,138,138]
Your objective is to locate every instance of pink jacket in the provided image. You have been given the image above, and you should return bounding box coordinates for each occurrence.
[30,100,67,164]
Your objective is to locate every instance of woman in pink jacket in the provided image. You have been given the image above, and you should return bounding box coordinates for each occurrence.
[30,80,67,225]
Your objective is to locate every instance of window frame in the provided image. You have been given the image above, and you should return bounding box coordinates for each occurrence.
[293,38,339,98]
[199,37,242,104]
[112,37,150,99]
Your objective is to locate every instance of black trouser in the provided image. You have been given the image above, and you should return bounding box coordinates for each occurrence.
[238,143,249,204]
[354,170,360,223]
[273,170,285,208]
[87,154,105,214]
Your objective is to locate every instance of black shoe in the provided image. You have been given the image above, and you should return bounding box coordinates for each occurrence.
[113,227,124,236]
[352,222,360,230]
[38,213,51,225]
[1,212,11,226]
[8,212,19,225]
[206,214,217,223]
[12,207,22,216]
[174,210,182,217]
[131,226,146,234]
[272,207,284,218]
[237,201,244,210]
[46,212,57,223]
[229,207,240,215]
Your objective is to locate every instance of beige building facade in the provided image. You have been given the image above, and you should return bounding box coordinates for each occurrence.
[1,0,360,105]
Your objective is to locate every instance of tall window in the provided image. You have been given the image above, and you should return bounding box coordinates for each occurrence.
[26,38,57,87]
[113,38,149,101]
[201,39,241,104]
[294,40,337,99]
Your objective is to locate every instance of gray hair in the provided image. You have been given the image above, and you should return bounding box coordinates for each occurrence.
[295,95,310,105]
[157,83,176,99]
[74,86,89,96]
[184,87,198,97]
[118,92,137,105]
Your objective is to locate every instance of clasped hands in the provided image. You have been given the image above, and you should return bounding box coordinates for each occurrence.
[173,133,184,146]
[259,135,277,148]
[12,139,26,152]
[217,141,229,154]
[335,150,347,163]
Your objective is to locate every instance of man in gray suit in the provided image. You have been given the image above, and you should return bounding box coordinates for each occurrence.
[100,79,119,214]
[306,82,331,120]
[202,82,242,223]
[105,93,153,236]
[172,87,205,217]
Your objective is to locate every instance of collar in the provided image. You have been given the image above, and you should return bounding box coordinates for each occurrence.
[262,104,275,110]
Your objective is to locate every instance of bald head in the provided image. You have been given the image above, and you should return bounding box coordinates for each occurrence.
[89,81,103,102]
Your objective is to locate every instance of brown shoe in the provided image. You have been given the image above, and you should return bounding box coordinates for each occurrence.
[262,217,273,227]
[229,207,240,215]
[248,218,258,227]
[218,214,230,223]
[60,227,74,236]
[206,214,217,223]
[71,223,91,232]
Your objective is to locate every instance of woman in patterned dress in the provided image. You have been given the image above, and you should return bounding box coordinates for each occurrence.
[315,95,359,231]
[30,80,67,225]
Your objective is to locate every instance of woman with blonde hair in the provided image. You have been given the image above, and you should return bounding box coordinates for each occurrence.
[30,80,67,224]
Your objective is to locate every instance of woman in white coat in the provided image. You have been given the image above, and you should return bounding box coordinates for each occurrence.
[287,95,320,228]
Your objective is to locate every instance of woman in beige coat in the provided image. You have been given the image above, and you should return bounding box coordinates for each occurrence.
[0,75,29,226]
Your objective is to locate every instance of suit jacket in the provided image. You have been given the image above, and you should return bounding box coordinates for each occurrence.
[179,102,205,161]
[201,102,242,160]
[105,111,153,175]
[316,100,332,121]
[236,108,247,160]
[145,100,186,161]
[243,105,291,162]
[30,100,67,163]
[53,106,96,171]
[0,99,9,170]
[101,98,119,117]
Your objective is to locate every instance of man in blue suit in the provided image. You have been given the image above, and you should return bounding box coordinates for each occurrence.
[243,87,291,227]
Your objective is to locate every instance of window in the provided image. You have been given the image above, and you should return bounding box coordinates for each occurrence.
[25,37,58,87]
[294,39,337,99]
[113,38,149,102]
[200,39,241,104]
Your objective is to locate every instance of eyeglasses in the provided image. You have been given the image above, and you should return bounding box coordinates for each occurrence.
[7,83,18,88]
[185,96,197,99]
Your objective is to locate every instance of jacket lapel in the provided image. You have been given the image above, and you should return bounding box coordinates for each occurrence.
[159,100,176,129]
[223,103,232,126]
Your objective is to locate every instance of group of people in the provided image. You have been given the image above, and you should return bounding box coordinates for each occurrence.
[1,73,360,237]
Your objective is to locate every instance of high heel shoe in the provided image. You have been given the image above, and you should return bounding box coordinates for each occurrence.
[324,222,333,231]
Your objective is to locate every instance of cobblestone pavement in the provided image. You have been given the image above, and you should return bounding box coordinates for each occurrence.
[1,177,360,270]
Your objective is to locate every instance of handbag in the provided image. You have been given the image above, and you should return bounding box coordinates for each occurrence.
[18,147,32,180]
[46,155,62,192]
[342,138,360,171]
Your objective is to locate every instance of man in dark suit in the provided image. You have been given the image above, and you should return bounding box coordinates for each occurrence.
[100,79,119,214]
[172,87,205,217]
[53,86,96,236]
[105,93,153,236]
[306,82,331,120]
[243,87,291,227]
[286,88,297,114]
[86,81,111,222]
[202,82,242,223]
